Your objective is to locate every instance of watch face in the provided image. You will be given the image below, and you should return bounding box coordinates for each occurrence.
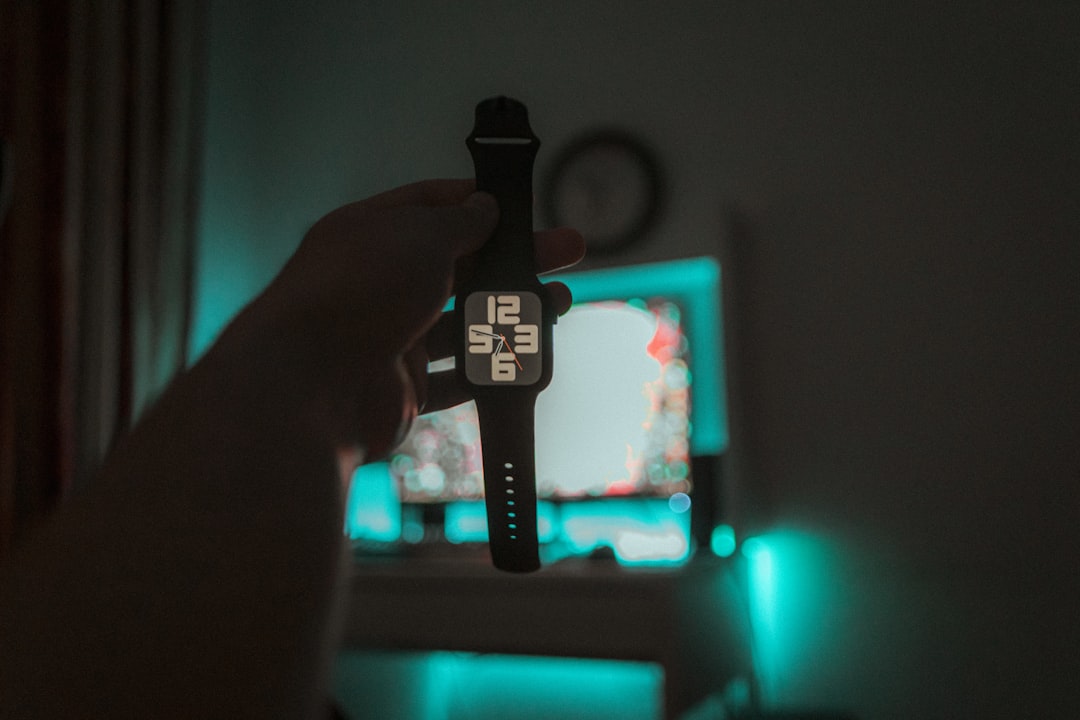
[463,291,544,386]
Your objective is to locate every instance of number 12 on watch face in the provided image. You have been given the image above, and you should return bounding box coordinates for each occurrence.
[464,292,543,385]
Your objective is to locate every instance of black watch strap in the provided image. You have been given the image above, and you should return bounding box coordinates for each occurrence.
[467,96,539,274]
[475,396,541,572]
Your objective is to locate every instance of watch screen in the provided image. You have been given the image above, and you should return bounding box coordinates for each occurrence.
[463,291,544,385]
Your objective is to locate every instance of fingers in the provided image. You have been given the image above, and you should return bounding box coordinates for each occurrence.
[425,312,457,362]
[360,180,584,269]
[544,280,573,315]
[358,180,499,260]
[433,192,499,257]
[360,179,477,209]
[424,369,471,415]
[404,345,429,413]
[535,227,586,275]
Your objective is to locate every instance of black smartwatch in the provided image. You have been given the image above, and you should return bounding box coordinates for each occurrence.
[455,97,555,573]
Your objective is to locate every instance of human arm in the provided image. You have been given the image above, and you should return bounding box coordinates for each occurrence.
[0,179,584,718]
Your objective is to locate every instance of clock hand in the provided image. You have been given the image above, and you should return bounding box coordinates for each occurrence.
[499,333,524,370]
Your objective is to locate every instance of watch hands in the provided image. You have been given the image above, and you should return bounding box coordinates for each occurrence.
[474,328,506,354]
[499,333,525,370]
[472,328,523,368]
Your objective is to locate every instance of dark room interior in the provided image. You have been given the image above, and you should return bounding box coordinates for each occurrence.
[2,2,1078,719]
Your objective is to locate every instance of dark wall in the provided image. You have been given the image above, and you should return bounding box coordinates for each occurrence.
[198,2,1080,717]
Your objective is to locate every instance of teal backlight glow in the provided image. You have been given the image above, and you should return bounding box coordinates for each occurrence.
[444,501,558,544]
[344,463,400,543]
[739,530,843,706]
[335,651,663,720]
[710,523,738,558]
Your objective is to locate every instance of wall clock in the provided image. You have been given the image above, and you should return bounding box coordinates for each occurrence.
[541,130,663,256]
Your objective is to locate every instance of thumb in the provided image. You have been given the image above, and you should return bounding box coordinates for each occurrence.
[439,191,499,257]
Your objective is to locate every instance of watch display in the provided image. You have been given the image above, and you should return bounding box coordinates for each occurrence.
[463,291,544,386]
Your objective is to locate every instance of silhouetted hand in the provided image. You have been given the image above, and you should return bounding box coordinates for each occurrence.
[0,177,583,720]
[233,179,584,464]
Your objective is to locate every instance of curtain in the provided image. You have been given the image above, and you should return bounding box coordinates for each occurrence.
[0,0,206,555]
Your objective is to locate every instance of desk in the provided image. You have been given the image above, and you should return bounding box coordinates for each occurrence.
[343,555,757,719]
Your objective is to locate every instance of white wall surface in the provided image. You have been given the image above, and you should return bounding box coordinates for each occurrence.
[194,2,1080,718]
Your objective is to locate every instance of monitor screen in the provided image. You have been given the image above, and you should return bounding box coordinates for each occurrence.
[393,296,691,503]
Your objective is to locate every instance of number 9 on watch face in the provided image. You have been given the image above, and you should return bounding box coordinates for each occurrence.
[463,291,544,386]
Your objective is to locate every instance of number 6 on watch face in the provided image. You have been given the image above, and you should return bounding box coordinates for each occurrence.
[464,291,544,385]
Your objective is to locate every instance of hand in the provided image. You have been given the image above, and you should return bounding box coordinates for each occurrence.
[232,179,584,465]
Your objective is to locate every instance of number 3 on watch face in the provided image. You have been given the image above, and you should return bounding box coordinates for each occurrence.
[464,292,543,385]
